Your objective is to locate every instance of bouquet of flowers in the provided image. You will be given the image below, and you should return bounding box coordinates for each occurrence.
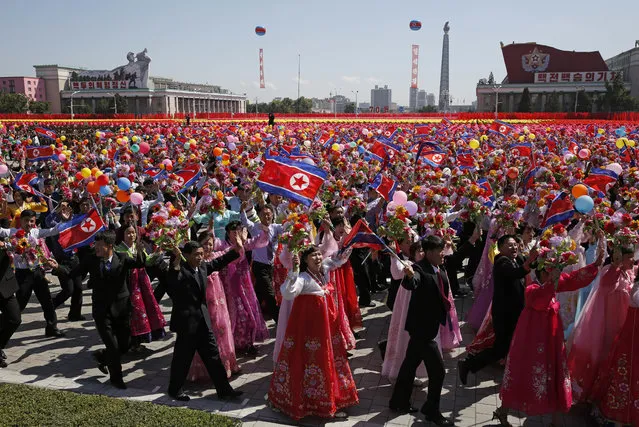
[8,229,47,270]
[492,195,526,235]
[145,203,191,251]
[418,208,458,246]
[456,181,491,224]
[347,198,367,219]
[308,199,328,223]
[197,189,226,216]
[279,212,312,253]
[537,225,579,273]
[378,206,411,242]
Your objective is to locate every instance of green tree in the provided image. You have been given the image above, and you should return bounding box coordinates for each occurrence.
[598,73,638,112]
[488,72,495,85]
[28,101,50,114]
[95,99,112,114]
[517,87,532,112]
[293,97,312,113]
[0,93,29,113]
[114,94,128,114]
[545,92,560,112]
[575,91,593,113]
[418,105,438,113]
[343,102,355,113]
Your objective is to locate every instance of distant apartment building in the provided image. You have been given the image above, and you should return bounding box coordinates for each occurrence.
[0,76,47,101]
[371,85,392,111]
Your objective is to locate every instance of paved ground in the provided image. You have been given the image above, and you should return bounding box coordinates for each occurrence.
[0,278,598,427]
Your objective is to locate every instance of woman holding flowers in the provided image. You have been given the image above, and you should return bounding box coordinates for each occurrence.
[493,231,604,427]
[268,245,358,420]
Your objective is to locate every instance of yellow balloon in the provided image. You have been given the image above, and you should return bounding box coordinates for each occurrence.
[528,133,536,140]
[60,135,66,142]
[518,136,525,142]
[101,149,108,155]
[131,136,138,143]
[95,131,101,138]
[331,143,340,151]
[95,171,103,178]
[628,140,636,148]
[616,138,626,149]
[598,128,605,135]
[469,139,480,150]
[480,135,488,142]
[80,168,91,179]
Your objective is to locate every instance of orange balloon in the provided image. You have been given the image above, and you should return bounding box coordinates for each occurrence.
[87,181,99,194]
[91,167,100,176]
[572,184,588,199]
[213,147,223,157]
[116,190,130,203]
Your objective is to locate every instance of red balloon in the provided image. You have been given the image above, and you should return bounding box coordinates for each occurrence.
[96,174,109,186]
[507,167,519,180]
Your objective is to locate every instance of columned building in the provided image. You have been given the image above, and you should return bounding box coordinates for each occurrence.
[476,42,630,113]
[34,49,246,115]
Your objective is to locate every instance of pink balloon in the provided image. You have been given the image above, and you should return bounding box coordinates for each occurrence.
[387,201,398,212]
[139,142,150,154]
[57,154,67,162]
[0,164,7,175]
[405,200,418,216]
[392,191,408,206]
[162,159,172,167]
[577,148,590,160]
[129,192,144,205]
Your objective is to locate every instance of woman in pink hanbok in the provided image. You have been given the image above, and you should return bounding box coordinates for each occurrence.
[567,245,637,403]
[188,231,240,381]
[218,221,270,354]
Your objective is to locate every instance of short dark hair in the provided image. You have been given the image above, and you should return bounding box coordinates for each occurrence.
[197,231,215,244]
[258,204,275,215]
[619,245,635,255]
[421,235,445,253]
[497,234,516,249]
[409,241,423,261]
[299,245,321,272]
[94,230,116,246]
[121,205,137,216]
[225,220,244,242]
[43,178,55,186]
[19,209,37,220]
[182,241,201,254]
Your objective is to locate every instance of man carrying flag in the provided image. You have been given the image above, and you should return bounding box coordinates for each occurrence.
[541,192,575,228]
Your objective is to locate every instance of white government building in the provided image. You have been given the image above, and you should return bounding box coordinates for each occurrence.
[34,49,246,115]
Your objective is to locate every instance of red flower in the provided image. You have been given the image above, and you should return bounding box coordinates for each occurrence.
[552,224,566,235]
[293,223,305,231]
[621,213,632,225]
[604,221,617,234]
[15,229,26,239]
[517,200,526,208]
[540,239,550,248]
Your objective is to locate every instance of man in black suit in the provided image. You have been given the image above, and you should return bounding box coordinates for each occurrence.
[75,230,145,389]
[458,235,537,385]
[0,242,21,368]
[389,236,454,427]
[165,239,243,402]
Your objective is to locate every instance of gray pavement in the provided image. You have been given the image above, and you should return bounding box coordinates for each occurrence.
[0,278,597,427]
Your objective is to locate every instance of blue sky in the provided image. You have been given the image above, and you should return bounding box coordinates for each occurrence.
[2,0,638,106]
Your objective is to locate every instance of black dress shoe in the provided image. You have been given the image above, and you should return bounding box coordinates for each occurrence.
[0,359,7,368]
[389,404,418,414]
[45,328,66,338]
[359,302,375,308]
[67,315,86,321]
[110,378,127,389]
[421,409,454,426]
[458,360,469,386]
[169,392,191,402]
[218,390,243,401]
[453,288,470,298]
[92,350,109,375]
[0,349,6,360]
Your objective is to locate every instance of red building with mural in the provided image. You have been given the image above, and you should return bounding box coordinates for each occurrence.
[476,42,630,113]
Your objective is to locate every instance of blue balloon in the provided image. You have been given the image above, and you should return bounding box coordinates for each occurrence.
[574,195,594,214]
[117,177,131,191]
[99,185,112,196]
[357,145,366,153]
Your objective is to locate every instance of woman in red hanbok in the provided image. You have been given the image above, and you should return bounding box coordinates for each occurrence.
[115,225,166,349]
[567,246,636,403]
[268,246,359,420]
[494,236,603,427]
[591,266,639,426]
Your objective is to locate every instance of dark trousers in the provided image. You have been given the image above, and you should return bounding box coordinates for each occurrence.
[350,250,372,305]
[390,336,445,412]
[93,298,131,381]
[147,265,167,303]
[168,319,234,396]
[0,295,21,350]
[251,261,279,323]
[445,255,462,294]
[465,315,517,373]
[52,272,83,318]
[15,269,57,330]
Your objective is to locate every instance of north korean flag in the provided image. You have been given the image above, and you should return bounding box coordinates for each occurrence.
[567,139,580,155]
[12,172,41,196]
[414,124,432,139]
[375,137,402,154]
[316,132,334,148]
[172,165,201,193]
[57,209,106,252]
[257,155,327,206]
[420,150,446,168]
[510,143,533,158]
[370,174,397,202]
[522,166,540,191]
[26,145,56,162]
[383,125,399,140]
[583,168,618,196]
[545,138,557,153]
[476,179,494,206]
[35,127,57,140]
[541,192,574,229]
[144,167,168,181]
[342,219,386,251]
[489,120,514,136]
[456,149,476,170]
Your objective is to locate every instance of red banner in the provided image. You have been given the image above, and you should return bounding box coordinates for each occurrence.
[71,81,129,90]
[411,45,419,89]
[259,48,265,89]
